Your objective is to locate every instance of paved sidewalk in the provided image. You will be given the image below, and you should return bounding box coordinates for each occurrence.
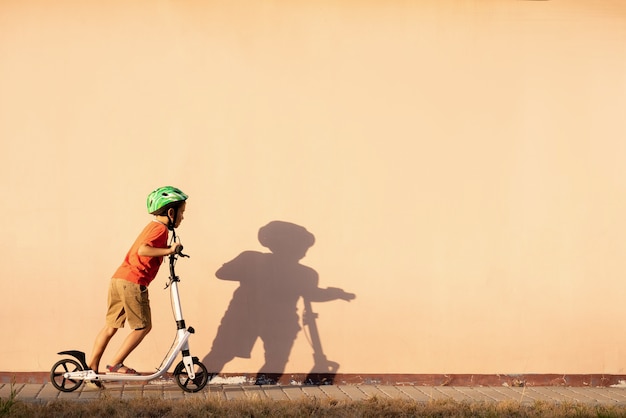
[3,382,626,405]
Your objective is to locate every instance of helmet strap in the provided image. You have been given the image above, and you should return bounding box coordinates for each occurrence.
[167,207,179,231]
[168,209,178,244]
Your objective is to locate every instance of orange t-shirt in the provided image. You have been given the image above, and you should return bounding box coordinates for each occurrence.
[113,220,169,286]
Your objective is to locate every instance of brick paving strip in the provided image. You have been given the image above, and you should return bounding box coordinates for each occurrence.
[3,382,626,405]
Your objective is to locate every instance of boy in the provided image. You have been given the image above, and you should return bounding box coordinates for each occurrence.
[87,186,188,378]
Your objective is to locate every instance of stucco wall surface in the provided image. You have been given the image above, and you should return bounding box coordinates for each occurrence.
[1,0,626,376]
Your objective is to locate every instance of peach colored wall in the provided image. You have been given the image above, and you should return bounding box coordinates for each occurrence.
[1,0,626,376]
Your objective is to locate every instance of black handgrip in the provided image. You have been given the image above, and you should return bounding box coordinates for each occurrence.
[175,244,189,258]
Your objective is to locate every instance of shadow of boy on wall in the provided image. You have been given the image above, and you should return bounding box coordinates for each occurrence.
[202,221,355,385]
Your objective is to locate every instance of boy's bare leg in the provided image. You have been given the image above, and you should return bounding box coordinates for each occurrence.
[88,326,118,372]
[108,327,151,369]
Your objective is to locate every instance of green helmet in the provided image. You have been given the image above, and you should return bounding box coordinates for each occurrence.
[147,186,188,214]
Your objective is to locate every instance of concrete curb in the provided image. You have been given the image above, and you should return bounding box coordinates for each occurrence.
[3,382,626,405]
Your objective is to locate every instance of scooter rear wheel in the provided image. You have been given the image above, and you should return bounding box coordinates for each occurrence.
[50,359,83,392]
[173,358,208,392]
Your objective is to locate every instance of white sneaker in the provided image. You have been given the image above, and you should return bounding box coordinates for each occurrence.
[84,380,106,390]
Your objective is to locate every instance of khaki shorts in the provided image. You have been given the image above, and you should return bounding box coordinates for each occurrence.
[106,278,152,330]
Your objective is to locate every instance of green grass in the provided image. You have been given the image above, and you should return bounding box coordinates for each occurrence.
[3,396,626,417]
[0,382,16,416]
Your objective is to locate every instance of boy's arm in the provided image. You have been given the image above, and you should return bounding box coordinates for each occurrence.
[302,268,355,302]
[307,287,356,303]
[138,243,181,257]
[215,251,259,282]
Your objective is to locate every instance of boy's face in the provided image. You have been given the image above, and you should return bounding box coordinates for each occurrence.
[171,201,186,228]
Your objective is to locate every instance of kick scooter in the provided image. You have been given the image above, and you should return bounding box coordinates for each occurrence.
[50,243,209,393]
[302,298,339,385]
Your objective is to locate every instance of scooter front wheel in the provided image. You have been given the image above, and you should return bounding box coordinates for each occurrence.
[50,359,83,392]
[173,358,208,392]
